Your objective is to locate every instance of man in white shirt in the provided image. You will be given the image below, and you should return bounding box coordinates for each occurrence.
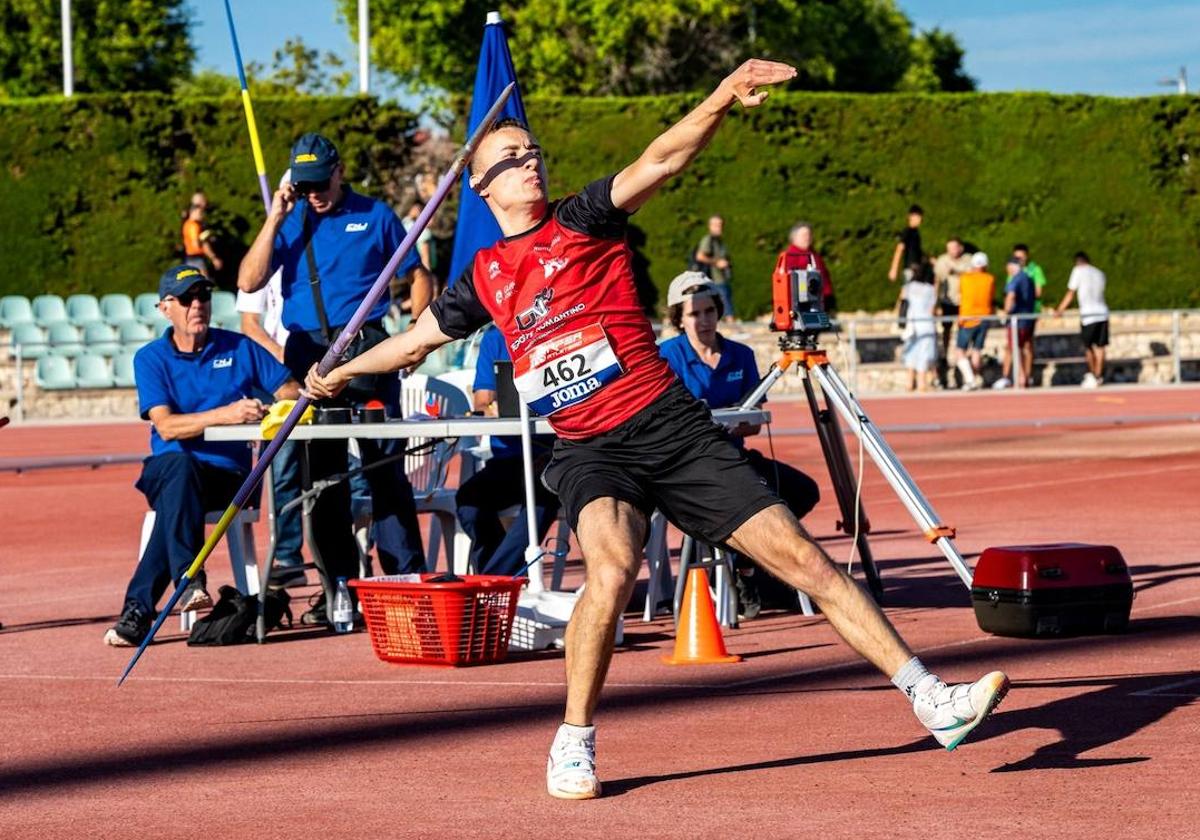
[1051,251,1109,388]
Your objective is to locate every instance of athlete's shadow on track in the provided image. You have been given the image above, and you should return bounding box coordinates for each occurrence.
[604,668,1199,796]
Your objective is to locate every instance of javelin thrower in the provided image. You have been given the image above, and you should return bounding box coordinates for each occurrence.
[304,59,1010,800]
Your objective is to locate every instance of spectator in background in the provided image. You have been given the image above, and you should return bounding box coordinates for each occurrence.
[933,237,973,371]
[1051,251,1109,388]
[777,221,836,313]
[236,170,307,590]
[901,266,938,392]
[1012,244,1048,314]
[181,192,223,277]
[887,204,924,283]
[955,252,995,390]
[104,265,298,647]
[693,214,734,321]
[455,325,560,576]
[402,201,436,276]
[994,256,1036,389]
[659,271,820,617]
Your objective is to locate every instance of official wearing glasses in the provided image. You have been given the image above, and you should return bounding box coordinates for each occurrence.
[238,134,435,622]
[104,265,298,648]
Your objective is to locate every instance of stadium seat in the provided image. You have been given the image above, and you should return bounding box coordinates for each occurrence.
[119,321,154,345]
[82,321,121,356]
[35,353,76,390]
[100,293,137,326]
[9,323,47,359]
[47,322,84,358]
[74,353,114,388]
[66,294,102,327]
[32,294,68,327]
[0,295,35,328]
[211,290,237,322]
[112,351,137,388]
[134,292,161,325]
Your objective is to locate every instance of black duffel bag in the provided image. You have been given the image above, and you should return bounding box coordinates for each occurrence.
[187,585,292,646]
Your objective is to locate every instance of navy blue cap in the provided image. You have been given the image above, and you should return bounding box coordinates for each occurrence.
[158,264,213,299]
[290,133,340,182]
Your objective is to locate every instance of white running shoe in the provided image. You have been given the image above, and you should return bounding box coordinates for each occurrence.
[913,671,1010,751]
[546,724,601,800]
[991,377,1011,390]
[1081,372,1097,389]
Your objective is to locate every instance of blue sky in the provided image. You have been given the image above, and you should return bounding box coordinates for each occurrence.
[190,0,1200,98]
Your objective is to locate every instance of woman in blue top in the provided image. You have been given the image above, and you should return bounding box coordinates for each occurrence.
[659,272,820,616]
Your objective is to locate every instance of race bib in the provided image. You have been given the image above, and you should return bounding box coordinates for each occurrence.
[513,324,624,415]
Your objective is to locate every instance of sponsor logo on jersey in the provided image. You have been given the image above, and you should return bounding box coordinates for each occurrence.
[344,222,369,232]
[488,260,502,279]
[212,357,233,369]
[540,256,569,279]
[516,287,555,330]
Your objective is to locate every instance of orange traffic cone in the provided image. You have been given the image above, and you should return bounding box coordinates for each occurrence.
[662,567,741,665]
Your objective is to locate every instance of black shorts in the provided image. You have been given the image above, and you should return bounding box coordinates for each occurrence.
[1081,320,1109,348]
[541,382,783,545]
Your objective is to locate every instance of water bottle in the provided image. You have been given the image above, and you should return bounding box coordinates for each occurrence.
[333,577,354,634]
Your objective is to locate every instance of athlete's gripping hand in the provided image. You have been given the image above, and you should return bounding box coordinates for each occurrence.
[303,363,348,401]
[720,59,797,109]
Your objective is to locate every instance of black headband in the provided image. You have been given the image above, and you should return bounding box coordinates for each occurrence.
[471,150,540,193]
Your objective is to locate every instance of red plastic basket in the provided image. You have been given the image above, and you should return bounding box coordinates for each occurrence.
[350,575,524,666]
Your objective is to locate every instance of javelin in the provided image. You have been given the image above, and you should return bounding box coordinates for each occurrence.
[223,0,272,213]
[117,82,517,686]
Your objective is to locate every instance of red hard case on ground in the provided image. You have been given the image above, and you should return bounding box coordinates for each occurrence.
[971,543,1133,637]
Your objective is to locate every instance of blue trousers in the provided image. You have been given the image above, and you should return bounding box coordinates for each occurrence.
[271,440,304,568]
[124,453,247,614]
[455,455,560,577]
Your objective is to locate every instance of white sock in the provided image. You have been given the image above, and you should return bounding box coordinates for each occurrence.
[956,357,975,386]
[552,722,595,752]
[891,657,940,700]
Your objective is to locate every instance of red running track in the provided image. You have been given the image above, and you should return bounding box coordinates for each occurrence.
[1,387,1198,839]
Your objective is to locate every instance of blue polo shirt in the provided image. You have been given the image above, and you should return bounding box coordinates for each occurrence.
[659,333,761,409]
[134,328,292,472]
[1005,270,1036,315]
[474,326,554,459]
[271,188,420,332]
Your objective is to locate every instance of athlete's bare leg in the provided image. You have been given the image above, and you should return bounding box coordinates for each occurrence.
[726,503,912,677]
[563,498,647,725]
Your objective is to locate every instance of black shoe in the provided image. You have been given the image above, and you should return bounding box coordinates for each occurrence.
[735,572,762,621]
[104,601,151,647]
[268,565,309,590]
[300,591,329,627]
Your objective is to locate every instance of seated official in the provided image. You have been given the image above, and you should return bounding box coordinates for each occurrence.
[659,271,820,617]
[104,265,298,647]
[456,326,561,576]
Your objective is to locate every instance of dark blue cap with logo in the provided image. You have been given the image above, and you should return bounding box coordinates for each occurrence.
[290,133,340,182]
[158,264,213,299]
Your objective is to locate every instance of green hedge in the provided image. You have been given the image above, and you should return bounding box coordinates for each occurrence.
[4,91,1200,313]
[0,94,416,299]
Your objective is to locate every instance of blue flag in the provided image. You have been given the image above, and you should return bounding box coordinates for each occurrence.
[447,13,529,287]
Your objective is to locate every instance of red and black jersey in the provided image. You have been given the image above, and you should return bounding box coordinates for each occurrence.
[430,175,674,440]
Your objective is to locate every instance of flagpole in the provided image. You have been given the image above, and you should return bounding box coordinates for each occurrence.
[358,0,370,94]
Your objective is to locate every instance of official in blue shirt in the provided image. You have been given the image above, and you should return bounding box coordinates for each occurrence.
[105,265,297,648]
[660,272,820,617]
[996,256,1037,389]
[455,326,560,576]
[237,134,436,606]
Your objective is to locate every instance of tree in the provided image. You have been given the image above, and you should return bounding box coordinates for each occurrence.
[339,0,973,98]
[0,0,193,97]
[177,38,354,99]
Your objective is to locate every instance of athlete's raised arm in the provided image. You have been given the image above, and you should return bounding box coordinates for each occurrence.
[610,59,796,213]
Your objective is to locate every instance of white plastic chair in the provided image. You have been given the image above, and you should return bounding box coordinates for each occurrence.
[137,508,260,631]
[400,373,473,573]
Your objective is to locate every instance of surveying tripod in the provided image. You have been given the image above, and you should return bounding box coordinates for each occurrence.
[738,329,974,598]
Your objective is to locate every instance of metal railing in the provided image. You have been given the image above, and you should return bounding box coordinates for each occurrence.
[828,308,1198,394]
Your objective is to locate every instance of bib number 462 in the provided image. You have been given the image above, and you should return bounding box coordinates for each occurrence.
[542,353,591,389]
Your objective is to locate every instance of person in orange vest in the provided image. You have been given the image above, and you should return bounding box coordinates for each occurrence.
[181,192,223,277]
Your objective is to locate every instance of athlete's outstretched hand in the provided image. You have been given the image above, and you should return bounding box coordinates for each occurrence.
[303,363,348,401]
[720,59,797,109]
